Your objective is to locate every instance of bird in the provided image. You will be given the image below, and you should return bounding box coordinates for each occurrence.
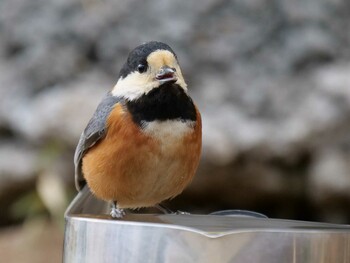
[74,41,202,218]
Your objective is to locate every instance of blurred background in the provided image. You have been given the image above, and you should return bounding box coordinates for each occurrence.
[1,0,350,261]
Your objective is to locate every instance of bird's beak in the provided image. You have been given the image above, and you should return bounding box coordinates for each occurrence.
[156,66,177,83]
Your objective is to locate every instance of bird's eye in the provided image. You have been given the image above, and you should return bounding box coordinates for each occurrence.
[137,64,146,73]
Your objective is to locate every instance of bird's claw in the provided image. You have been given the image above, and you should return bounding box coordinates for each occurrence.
[110,207,125,219]
[155,204,190,215]
[175,210,190,215]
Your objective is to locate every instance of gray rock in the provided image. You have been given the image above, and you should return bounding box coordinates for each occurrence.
[309,148,350,223]
[0,142,38,195]
[3,71,113,145]
[310,149,350,201]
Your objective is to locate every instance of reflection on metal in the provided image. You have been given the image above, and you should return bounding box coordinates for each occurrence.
[210,209,268,218]
[64,187,350,263]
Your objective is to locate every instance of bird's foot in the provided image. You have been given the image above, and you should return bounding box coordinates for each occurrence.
[110,207,125,219]
[156,204,173,214]
[175,210,190,215]
[156,204,190,215]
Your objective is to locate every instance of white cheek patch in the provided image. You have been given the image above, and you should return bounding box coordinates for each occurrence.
[111,70,188,101]
[112,73,159,100]
[142,120,195,146]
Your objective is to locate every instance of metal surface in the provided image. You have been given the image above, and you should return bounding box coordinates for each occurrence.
[64,187,350,263]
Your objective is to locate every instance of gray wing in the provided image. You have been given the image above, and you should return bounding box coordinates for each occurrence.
[74,92,122,191]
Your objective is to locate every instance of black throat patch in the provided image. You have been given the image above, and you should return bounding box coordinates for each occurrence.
[126,83,197,125]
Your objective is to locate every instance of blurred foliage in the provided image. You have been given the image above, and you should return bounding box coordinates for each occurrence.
[10,190,48,221]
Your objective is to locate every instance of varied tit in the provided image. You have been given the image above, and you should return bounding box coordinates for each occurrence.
[74,41,202,218]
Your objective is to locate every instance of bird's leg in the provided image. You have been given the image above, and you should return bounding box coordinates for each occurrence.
[156,204,190,215]
[175,210,191,215]
[156,204,174,214]
[110,201,125,219]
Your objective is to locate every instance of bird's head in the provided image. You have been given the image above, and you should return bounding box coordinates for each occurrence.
[112,41,187,100]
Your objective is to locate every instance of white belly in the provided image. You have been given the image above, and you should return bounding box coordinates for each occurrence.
[142,119,195,148]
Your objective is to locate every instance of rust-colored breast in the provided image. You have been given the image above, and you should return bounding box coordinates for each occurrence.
[82,104,202,208]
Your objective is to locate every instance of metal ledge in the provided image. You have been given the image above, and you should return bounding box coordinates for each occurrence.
[64,187,350,262]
